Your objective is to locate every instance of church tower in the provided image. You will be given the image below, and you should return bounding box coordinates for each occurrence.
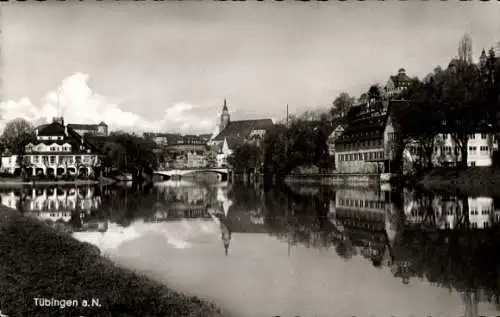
[220,98,230,132]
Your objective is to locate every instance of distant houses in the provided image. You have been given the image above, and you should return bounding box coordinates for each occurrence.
[67,121,109,137]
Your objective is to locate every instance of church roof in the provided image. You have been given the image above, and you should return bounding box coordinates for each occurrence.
[214,119,274,141]
[225,136,247,150]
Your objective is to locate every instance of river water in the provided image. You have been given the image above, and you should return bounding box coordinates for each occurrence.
[2,180,500,317]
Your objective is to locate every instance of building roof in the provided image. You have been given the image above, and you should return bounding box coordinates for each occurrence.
[225,136,247,150]
[37,122,67,137]
[335,100,409,145]
[213,119,274,141]
[34,121,101,154]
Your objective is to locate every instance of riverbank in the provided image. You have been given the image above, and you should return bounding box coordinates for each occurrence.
[0,176,116,187]
[284,172,380,186]
[0,206,228,317]
[418,167,500,196]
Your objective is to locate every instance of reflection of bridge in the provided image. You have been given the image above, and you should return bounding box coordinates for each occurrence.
[153,168,230,181]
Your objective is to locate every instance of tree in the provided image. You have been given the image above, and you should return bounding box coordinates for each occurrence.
[330,92,355,118]
[457,33,473,65]
[1,118,35,154]
[1,118,36,175]
[227,143,261,174]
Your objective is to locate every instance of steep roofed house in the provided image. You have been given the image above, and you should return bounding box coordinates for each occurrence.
[209,99,274,167]
[326,120,346,157]
[334,100,408,174]
[67,121,108,137]
[18,117,103,178]
[385,68,412,99]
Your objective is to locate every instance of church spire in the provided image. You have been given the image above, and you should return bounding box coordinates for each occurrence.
[222,98,228,111]
[220,98,230,132]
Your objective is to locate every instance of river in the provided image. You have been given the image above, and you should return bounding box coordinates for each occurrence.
[2,180,500,317]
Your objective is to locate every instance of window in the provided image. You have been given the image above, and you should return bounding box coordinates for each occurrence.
[49,156,56,164]
[75,156,81,164]
[33,156,39,163]
[481,133,487,139]
[470,161,476,167]
[469,134,476,139]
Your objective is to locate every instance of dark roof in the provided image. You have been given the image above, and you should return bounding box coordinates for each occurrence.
[214,119,274,141]
[67,124,100,131]
[31,122,101,155]
[37,122,66,136]
[225,136,247,149]
[335,100,409,145]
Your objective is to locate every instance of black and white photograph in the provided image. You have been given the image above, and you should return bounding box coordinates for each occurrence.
[1,1,500,316]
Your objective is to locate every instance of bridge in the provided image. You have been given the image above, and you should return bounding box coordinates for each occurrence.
[153,168,230,181]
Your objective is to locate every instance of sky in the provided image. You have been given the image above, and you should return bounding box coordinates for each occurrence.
[1,1,500,134]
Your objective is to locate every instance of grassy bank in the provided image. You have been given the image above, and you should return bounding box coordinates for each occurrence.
[0,206,228,317]
[419,167,500,196]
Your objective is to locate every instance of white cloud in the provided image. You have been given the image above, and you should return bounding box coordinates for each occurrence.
[0,73,216,135]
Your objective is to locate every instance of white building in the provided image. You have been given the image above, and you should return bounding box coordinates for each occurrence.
[1,117,103,177]
[405,132,498,168]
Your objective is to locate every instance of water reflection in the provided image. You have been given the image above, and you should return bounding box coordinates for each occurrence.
[3,181,500,316]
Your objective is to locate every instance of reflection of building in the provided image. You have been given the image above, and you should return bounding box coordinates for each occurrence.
[0,186,106,232]
[330,188,396,266]
[403,190,500,230]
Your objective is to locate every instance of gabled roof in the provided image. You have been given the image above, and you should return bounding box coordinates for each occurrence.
[335,100,409,145]
[67,124,99,131]
[32,121,101,155]
[214,119,274,141]
[225,137,247,150]
[37,122,66,136]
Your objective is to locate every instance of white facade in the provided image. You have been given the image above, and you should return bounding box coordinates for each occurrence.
[327,125,344,156]
[405,133,497,168]
[216,138,233,168]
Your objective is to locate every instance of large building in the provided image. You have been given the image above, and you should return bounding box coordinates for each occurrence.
[209,99,274,167]
[334,100,407,174]
[67,122,108,137]
[1,117,103,177]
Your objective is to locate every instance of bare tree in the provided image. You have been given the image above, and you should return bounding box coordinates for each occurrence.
[457,33,473,65]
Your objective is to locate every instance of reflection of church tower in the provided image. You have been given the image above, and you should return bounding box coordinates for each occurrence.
[220,221,231,256]
[462,291,479,317]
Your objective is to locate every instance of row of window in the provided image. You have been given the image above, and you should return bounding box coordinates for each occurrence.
[341,139,383,150]
[338,151,385,162]
[29,155,91,164]
[432,146,490,153]
[26,145,72,153]
[338,199,386,209]
[468,133,489,140]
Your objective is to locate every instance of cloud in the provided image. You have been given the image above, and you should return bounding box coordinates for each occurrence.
[72,219,221,255]
[0,73,216,135]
